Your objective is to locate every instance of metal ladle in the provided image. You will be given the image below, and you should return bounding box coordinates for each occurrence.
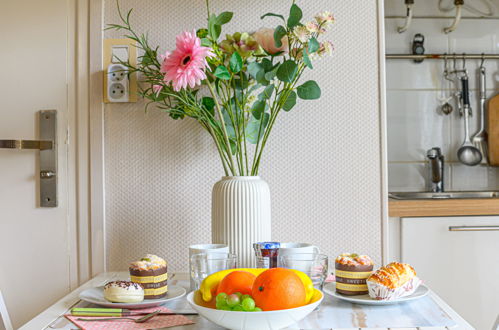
[471,57,488,164]
[457,75,482,166]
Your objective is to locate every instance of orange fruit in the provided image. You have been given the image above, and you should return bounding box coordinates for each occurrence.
[216,270,256,296]
[251,268,306,311]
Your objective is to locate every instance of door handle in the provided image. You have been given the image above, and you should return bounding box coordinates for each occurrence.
[449,225,499,232]
[0,110,57,207]
[0,139,53,150]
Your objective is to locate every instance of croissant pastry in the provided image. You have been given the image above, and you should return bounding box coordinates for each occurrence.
[367,262,416,289]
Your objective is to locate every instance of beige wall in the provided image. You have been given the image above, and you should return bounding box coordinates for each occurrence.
[103,0,384,272]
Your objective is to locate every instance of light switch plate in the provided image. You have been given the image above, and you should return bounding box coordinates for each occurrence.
[103,39,137,103]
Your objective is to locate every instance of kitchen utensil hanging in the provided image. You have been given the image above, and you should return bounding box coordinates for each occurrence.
[457,74,483,166]
[438,54,454,115]
[471,56,488,164]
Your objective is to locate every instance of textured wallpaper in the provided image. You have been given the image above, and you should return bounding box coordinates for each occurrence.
[104,0,383,272]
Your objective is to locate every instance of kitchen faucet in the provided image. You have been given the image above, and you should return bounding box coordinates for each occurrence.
[427,147,444,192]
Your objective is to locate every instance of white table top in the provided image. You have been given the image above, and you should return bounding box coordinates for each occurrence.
[21,272,474,330]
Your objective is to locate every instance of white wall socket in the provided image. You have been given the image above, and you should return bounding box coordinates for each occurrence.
[107,64,129,102]
[103,39,137,103]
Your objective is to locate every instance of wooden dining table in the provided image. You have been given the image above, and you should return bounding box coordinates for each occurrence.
[21,272,473,330]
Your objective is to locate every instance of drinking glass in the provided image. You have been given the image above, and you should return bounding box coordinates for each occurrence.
[279,253,328,290]
[190,253,237,290]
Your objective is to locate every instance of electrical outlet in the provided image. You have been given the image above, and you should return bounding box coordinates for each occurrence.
[106,64,129,102]
[103,39,137,103]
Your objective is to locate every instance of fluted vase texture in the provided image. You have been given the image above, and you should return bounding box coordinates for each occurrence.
[212,176,271,267]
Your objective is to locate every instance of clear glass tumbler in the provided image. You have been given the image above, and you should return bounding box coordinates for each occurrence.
[190,252,237,290]
[279,253,329,290]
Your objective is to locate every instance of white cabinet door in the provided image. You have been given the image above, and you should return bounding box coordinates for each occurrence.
[401,216,499,330]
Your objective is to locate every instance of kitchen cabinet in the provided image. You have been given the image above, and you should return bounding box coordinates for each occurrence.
[401,216,499,330]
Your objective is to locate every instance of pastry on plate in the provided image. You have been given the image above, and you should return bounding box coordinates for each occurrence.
[367,262,422,300]
[103,280,144,303]
[129,254,168,299]
[335,253,374,295]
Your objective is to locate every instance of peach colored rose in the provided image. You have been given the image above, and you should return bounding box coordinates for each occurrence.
[253,28,288,55]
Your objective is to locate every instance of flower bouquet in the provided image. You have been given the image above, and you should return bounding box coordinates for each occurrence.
[109,1,334,266]
[109,0,334,176]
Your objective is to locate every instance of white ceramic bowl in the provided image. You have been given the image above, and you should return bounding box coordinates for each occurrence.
[186,290,323,330]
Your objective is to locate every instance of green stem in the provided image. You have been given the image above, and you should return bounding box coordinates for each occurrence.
[252,64,306,174]
[206,80,237,175]
[205,0,210,20]
[201,122,229,176]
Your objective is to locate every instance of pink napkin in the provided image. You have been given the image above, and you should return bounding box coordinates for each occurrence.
[65,306,195,330]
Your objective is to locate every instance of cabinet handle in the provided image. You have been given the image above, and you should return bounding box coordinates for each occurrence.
[449,225,499,232]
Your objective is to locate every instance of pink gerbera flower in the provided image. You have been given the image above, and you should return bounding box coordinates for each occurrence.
[160,31,214,92]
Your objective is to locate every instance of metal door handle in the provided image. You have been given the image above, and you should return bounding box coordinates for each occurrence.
[449,225,499,232]
[0,110,57,207]
[0,139,53,150]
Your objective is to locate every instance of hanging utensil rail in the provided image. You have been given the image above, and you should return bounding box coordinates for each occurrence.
[386,53,499,60]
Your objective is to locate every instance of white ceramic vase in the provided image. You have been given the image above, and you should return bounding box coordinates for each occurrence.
[212,176,271,267]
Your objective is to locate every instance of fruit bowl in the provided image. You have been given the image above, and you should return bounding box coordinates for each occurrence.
[186,289,323,330]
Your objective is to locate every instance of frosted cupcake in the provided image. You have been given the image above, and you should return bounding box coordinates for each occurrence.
[335,253,374,295]
[129,254,168,299]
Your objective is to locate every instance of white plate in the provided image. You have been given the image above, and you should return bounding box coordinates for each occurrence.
[323,282,429,305]
[79,284,186,309]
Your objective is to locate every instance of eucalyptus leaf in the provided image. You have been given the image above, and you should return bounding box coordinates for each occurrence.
[262,84,274,99]
[216,12,233,25]
[229,139,238,155]
[264,69,277,81]
[297,80,321,100]
[214,65,231,80]
[281,91,297,111]
[260,12,285,22]
[247,83,262,95]
[308,37,320,53]
[303,49,313,69]
[261,58,273,72]
[234,72,249,89]
[276,60,298,83]
[287,4,303,28]
[251,100,266,119]
[246,113,270,144]
[248,62,264,80]
[229,52,243,73]
[274,25,287,48]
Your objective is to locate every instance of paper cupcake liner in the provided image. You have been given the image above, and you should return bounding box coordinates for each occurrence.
[367,276,422,300]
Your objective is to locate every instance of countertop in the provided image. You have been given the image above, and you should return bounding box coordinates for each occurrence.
[22,271,473,330]
[389,197,499,217]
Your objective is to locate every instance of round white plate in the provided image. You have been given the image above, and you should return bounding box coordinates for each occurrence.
[79,284,186,309]
[323,282,429,305]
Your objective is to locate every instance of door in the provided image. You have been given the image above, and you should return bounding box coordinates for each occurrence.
[0,0,78,328]
[401,216,499,330]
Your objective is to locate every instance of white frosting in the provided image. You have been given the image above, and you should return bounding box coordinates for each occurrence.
[130,254,167,270]
[103,281,144,303]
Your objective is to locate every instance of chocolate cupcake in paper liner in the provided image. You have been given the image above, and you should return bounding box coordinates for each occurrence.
[334,253,374,295]
[129,254,168,299]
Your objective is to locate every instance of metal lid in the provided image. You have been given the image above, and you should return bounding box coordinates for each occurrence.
[253,242,280,249]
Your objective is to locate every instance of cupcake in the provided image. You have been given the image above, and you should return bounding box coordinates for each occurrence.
[335,253,374,295]
[129,254,168,299]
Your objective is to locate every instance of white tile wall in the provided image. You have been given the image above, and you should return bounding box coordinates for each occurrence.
[385,1,499,192]
[385,0,499,18]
